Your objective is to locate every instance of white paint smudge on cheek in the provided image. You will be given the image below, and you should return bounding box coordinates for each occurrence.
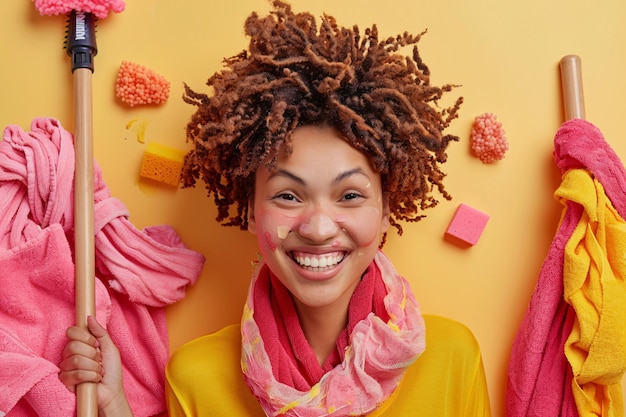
[277,225,290,239]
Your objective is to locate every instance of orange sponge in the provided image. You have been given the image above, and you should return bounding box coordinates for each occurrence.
[115,61,170,107]
[139,142,187,186]
[470,113,509,164]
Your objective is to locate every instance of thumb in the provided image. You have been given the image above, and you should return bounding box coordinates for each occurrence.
[86,316,112,347]
[86,315,122,381]
[84,317,126,403]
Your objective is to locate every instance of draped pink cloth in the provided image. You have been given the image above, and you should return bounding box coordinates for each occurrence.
[0,117,205,416]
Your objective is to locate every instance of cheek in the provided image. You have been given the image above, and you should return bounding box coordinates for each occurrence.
[254,207,385,252]
[255,210,299,253]
[340,207,384,248]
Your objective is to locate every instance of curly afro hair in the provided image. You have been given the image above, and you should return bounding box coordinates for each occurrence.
[182,0,463,237]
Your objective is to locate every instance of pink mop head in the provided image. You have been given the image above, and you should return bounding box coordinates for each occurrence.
[33,0,125,19]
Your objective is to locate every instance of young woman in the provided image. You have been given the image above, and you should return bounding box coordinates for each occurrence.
[59,2,491,416]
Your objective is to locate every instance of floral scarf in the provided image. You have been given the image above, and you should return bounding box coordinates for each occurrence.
[241,251,425,416]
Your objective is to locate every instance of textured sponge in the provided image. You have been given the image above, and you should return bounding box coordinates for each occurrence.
[445,203,490,246]
[470,112,509,164]
[115,61,170,107]
[139,142,187,186]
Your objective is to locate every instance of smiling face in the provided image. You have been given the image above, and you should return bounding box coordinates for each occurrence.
[248,125,390,316]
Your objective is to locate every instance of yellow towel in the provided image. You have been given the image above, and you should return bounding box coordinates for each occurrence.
[557,168,626,417]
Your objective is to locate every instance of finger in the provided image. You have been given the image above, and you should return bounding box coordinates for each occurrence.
[58,368,103,392]
[59,346,103,372]
[66,325,99,348]
[58,347,104,392]
[62,339,102,363]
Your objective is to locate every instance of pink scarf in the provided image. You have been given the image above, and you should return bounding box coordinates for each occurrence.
[241,251,425,417]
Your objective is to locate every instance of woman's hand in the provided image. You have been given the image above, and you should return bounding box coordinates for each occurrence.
[59,316,134,417]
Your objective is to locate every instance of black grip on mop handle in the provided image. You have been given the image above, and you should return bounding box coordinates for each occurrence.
[66,10,98,73]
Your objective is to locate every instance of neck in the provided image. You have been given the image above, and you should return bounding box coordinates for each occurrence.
[294,301,348,366]
[292,273,363,365]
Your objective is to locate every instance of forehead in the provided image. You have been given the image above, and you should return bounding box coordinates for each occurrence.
[255,125,381,188]
[278,125,371,165]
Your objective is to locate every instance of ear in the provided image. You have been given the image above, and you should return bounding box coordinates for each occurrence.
[381,194,391,233]
[247,199,257,235]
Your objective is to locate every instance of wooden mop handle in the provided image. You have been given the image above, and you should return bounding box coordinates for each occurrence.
[559,55,586,121]
[73,67,98,417]
[65,10,99,417]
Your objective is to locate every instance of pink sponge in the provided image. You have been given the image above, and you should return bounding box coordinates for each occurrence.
[33,0,125,19]
[445,203,490,246]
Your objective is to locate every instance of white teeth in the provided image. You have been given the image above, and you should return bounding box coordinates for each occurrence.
[294,253,344,268]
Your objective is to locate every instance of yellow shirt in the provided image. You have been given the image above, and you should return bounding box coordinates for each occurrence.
[165,315,492,416]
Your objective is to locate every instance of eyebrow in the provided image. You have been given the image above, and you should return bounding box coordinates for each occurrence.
[269,168,368,185]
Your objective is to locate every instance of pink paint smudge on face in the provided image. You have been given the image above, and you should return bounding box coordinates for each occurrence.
[341,206,384,248]
[256,203,386,252]
[335,214,349,224]
[263,231,278,252]
[257,211,300,254]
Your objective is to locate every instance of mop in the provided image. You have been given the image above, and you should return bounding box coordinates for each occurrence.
[31,1,125,415]
[506,55,626,416]
[557,56,626,417]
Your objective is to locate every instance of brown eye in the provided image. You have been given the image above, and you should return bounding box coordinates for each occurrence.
[275,192,299,202]
[342,192,363,201]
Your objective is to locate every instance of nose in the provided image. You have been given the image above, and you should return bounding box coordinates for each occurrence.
[298,210,340,242]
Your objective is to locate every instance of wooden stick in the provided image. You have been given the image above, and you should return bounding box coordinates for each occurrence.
[559,55,586,121]
[73,66,98,417]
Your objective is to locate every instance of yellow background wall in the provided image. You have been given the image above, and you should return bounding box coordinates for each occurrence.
[2,1,625,415]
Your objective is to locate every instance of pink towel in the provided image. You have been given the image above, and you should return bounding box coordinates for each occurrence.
[0,117,205,417]
[554,119,626,218]
[506,199,581,417]
[507,119,626,417]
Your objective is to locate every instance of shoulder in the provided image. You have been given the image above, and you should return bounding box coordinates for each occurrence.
[414,314,486,382]
[166,324,242,382]
[166,324,265,416]
[370,315,491,417]
[422,314,481,356]
[170,324,242,358]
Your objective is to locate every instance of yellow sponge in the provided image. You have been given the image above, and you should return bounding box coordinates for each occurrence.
[139,142,187,186]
